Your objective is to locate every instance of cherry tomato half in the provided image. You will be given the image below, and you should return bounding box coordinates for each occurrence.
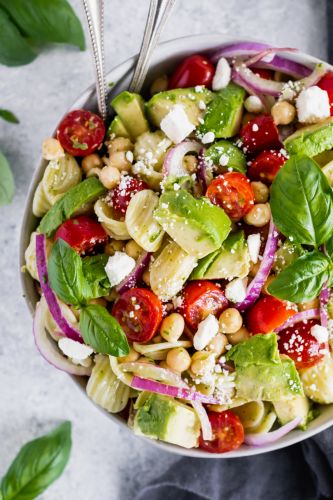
[246,296,296,334]
[240,115,281,155]
[317,72,333,115]
[248,149,287,184]
[278,319,327,369]
[57,109,105,156]
[168,54,215,90]
[206,172,255,221]
[199,410,244,453]
[179,280,228,331]
[110,176,148,218]
[112,288,163,343]
[54,216,108,254]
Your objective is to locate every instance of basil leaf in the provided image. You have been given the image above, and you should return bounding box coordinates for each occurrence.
[0,151,15,205]
[81,254,111,299]
[0,7,36,66]
[48,239,87,307]
[0,109,19,124]
[268,251,330,303]
[80,304,129,356]
[0,0,85,50]
[324,232,333,260]
[0,421,71,500]
[39,177,106,237]
[270,154,333,246]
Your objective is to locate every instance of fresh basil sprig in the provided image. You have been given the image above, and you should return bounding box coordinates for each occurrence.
[270,154,333,247]
[0,421,71,500]
[80,304,129,357]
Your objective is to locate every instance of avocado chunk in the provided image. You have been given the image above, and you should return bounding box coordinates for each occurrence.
[272,240,305,273]
[198,83,246,139]
[205,140,247,173]
[154,189,231,258]
[133,392,200,448]
[111,91,150,140]
[107,115,130,139]
[191,231,250,280]
[284,117,333,157]
[146,87,214,128]
[273,395,310,428]
[226,333,303,401]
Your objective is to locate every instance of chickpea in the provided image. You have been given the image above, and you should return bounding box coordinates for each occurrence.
[251,181,269,203]
[166,347,191,373]
[183,154,198,174]
[106,151,132,172]
[99,165,121,189]
[118,347,140,363]
[159,360,169,370]
[262,275,275,295]
[88,297,107,307]
[206,333,228,357]
[228,326,250,345]
[142,268,151,286]
[137,356,154,364]
[271,101,296,126]
[42,138,64,160]
[108,137,133,155]
[105,240,124,256]
[86,167,102,178]
[219,308,243,334]
[298,298,320,312]
[242,112,256,126]
[244,95,264,114]
[244,203,271,227]
[150,74,168,96]
[81,153,103,174]
[160,313,185,342]
[190,352,215,377]
[125,240,142,260]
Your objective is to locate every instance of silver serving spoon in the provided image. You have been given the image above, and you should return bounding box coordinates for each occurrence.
[82,0,176,120]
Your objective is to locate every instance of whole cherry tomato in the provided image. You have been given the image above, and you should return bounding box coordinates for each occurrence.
[253,68,274,80]
[278,319,327,369]
[199,410,244,453]
[248,149,287,184]
[206,172,255,221]
[317,72,333,115]
[57,109,105,156]
[179,280,228,331]
[240,115,281,155]
[110,176,148,218]
[246,296,296,334]
[55,216,108,254]
[112,288,163,343]
[168,54,215,89]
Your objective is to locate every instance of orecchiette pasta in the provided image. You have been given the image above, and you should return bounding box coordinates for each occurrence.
[94,199,130,240]
[24,232,53,281]
[32,181,52,217]
[42,154,82,204]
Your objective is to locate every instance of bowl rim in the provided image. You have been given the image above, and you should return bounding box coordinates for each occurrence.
[19,33,333,458]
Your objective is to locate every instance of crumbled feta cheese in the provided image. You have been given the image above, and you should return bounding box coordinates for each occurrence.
[212,57,231,91]
[225,278,248,303]
[219,153,229,166]
[58,338,93,361]
[125,150,134,163]
[104,251,136,286]
[252,123,259,132]
[247,233,261,264]
[201,131,215,144]
[244,95,264,114]
[160,105,195,143]
[193,314,219,351]
[310,324,329,344]
[195,85,204,93]
[296,86,330,124]
[199,100,206,110]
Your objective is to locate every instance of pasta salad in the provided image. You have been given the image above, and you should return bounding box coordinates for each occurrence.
[25,42,333,453]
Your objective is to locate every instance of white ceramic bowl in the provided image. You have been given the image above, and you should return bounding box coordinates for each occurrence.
[20,34,333,458]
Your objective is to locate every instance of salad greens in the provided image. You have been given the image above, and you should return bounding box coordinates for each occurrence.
[0,422,71,500]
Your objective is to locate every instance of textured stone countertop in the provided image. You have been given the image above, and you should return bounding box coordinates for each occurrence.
[0,0,327,498]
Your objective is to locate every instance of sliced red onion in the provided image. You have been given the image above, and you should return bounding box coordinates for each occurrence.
[320,285,330,328]
[163,140,201,177]
[210,41,273,62]
[116,251,151,294]
[236,219,279,312]
[232,61,284,97]
[274,308,320,333]
[244,47,297,67]
[300,63,327,89]
[192,400,213,441]
[251,58,312,79]
[35,233,82,343]
[197,149,210,191]
[33,301,91,376]
[131,375,224,405]
[244,416,302,446]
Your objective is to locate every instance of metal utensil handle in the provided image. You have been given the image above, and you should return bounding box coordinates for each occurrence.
[82,0,107,120]
[129,0,176,93]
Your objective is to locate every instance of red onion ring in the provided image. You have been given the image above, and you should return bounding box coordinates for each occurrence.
[274,308,320,333]
[116,251,151,294]
[197,148,210,191]
[319,285,330,328]
[244,416,302,446]
[163,140,201,177]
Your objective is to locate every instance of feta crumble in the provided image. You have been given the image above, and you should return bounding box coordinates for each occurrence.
[104,251,136,286]
[310,324,329,344]
[296,86,330,124]
[247,233,261,264]
[225,277,248,303]
[58,338,93,361]
[201,131,215,144]
[212,57,231,91]
[160,105,195,144]
[193,314,219,351]
[244,95,264,114]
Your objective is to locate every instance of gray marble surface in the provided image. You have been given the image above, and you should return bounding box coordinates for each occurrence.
[0,0,328,498]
